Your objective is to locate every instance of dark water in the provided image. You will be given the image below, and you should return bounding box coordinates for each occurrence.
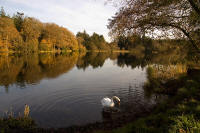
[0,52,181,128]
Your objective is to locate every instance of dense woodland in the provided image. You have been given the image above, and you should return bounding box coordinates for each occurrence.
[1,7,182,53]
[0,8,83,52]
[0,8,117,52]
[1,6,194,54]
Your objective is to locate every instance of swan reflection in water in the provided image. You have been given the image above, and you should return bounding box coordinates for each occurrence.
[101,96,121,122]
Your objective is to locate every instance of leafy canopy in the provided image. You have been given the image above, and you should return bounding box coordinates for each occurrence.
[108,0,200,52]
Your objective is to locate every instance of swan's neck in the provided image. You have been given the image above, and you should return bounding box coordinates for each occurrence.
[110,99,115,107]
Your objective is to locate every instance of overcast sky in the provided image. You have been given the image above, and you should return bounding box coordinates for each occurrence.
[0,0,117,41]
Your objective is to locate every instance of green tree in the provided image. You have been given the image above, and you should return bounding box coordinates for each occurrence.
[13,12,24,32]
[76,31,109,51]
[76,31,91,49]
[0,7,6,17]
[90,33,109,50]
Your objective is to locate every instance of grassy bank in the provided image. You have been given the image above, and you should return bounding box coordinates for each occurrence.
[96,67,200,133]
[0,117,36,133]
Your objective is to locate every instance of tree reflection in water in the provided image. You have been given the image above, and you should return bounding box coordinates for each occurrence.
[0,53,79,90]
[0,49,191,91]
[0,49,198,129]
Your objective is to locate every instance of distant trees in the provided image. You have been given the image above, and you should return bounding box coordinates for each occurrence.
[0,8,81,52]
[0,7,123,52]
[110,34,152,51]
[76,31,110,51]
[117,35,143,50]
[108,41,120,50]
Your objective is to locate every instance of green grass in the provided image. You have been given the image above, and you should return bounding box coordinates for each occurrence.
[0,117,36,133]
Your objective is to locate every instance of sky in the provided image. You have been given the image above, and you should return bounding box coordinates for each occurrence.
[0,0,117,41]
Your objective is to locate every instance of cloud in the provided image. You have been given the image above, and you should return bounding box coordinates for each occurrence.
[0,0,117,41]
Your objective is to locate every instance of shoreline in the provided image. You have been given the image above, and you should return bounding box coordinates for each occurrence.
[95,68,200,133]
[0,50,131,55]
[0,103,157,133]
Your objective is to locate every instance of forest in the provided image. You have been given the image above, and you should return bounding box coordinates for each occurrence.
[0,9,81,52]
[1,7,189,54]
[0,8,115,52]
[1,7,179,53]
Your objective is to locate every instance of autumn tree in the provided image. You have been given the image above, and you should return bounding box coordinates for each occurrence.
[0,17,23,51]
[108,0,200,52]
[21,17,43,52]
[39,23,79,51]
[39,23,57,51]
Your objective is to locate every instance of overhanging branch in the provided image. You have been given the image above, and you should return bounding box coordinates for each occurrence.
[188,0,200,16]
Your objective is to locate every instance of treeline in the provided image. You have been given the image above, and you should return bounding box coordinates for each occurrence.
[0,7,191,53]
[110,34,155,55]
[0,8,119,52]
[76,31,113,51]
[0,8,83,52]
[110,34,189,55]
[115,35,151,50]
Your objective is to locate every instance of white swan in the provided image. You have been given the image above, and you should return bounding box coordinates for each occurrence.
[101,96,120,107]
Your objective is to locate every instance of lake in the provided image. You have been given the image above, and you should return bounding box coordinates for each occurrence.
[0,52,179,128]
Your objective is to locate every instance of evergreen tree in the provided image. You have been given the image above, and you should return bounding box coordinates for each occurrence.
[0,7,6,17]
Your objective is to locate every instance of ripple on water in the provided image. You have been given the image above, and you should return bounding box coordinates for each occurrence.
[0,59,163,128]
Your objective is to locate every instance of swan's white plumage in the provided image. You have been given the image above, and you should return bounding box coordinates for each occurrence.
[101,96,120,107]
[101,97,114,107]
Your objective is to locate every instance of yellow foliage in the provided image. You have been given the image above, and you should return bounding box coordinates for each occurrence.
[24,104,30,117]
[0,17,23,50]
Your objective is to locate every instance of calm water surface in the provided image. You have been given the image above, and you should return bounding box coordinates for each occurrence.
[0,52,163,128]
